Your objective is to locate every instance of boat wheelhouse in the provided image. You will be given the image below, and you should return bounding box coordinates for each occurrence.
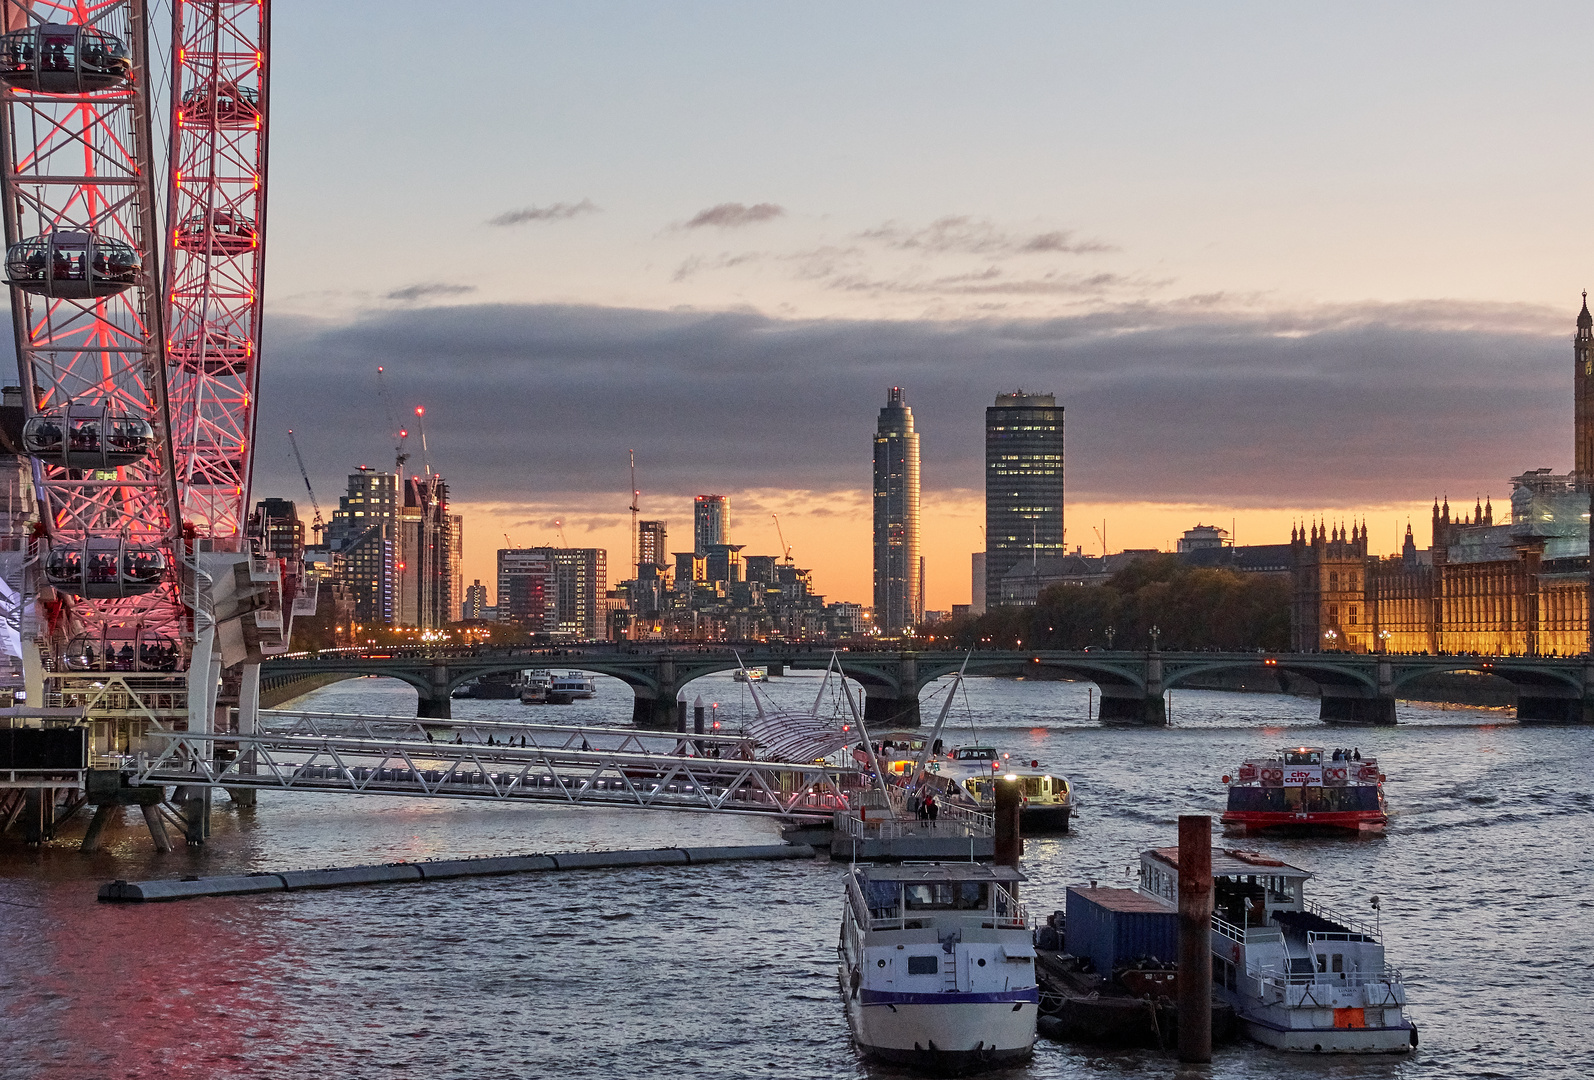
[1137,847,1415,1053]
[1222,746,1386,833]
[939,747,1073,833]
[840,863,1037,1072]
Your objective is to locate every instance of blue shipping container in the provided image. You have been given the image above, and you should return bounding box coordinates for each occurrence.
[1064,886,1178,975]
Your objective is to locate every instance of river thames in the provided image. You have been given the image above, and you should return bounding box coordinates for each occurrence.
[1,673,1589,1079]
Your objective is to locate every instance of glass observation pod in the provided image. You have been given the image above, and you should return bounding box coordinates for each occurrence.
[62,631,179,672]
[173,211,257,256]
[44,537,168,599]
[169,332,251,375]
[179,83,260,128]
[21,405,154,469]
[5,231,139,300]
[0,23,131,94]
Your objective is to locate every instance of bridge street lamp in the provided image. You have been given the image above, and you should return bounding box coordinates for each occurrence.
[1377,629,1391,654]
[1106,625,1116,651]
[1323,629,1339,652]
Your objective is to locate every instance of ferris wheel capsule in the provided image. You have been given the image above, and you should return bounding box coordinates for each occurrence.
[0,23,131,94]
[22,404,154,469]
[5,231,139,300]
[169,331,251,375]
[44,537,169,599]
[179,83,260,129]
[173,210,257,256]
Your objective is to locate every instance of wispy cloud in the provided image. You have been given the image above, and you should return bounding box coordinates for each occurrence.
[487,199,600,227]
[384,282,477,302]
[858,216,1113,256]
[685,202,786,229]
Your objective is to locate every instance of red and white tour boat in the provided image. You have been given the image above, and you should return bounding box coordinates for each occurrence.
[1221,746,1387,833]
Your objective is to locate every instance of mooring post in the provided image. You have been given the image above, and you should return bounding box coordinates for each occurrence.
[675,691,687,734]
[993,778,1022,889]
[1177,813,1213,1063]
[140,803,173,853]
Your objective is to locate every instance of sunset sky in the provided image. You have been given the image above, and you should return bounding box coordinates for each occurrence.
[253,1,1592,608]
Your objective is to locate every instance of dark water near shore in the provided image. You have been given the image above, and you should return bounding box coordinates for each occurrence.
[1,673,1590,1079]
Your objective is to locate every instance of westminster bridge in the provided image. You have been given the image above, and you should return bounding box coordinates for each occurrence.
[257,646,1594,727]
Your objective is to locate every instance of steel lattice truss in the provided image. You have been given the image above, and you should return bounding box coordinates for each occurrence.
[136,725,859,820]
[0,0,183,646]
[162,0,265,537]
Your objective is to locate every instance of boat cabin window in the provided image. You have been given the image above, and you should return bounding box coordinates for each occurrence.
[1021,776,1047,797]
[1283,749,1322,766]
[955,748,997,761]
[904,881,989,911]
[906,955,939,975]
[863,879,900,918]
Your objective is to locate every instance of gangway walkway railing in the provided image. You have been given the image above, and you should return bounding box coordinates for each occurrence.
[255,708,760,759]
[132,728,858,820]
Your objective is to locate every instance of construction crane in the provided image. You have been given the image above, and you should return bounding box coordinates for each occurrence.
[554,519,568,547]
[628,450,640,575]
[772,513,794,565]
[414,405,433,477]
[375,366,410,474]
[286,429,326,539]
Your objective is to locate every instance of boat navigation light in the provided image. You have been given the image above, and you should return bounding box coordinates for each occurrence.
[1004,773,1017,781]
[1222,775,1231,784]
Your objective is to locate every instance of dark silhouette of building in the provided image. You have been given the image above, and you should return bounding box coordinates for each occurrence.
[985,391,1064,611]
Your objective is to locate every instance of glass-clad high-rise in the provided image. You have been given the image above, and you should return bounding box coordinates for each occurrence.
[873,387,921,635]
[985,392,1063,611]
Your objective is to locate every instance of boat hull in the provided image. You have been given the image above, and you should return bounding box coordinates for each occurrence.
[840,971,1036,1075]
[1237,1013,1415,1054]
[1220,809,1386,833]
[1019,804,1071,832]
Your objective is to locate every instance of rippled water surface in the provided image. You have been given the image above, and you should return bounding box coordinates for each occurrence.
[2,672,1590,1079]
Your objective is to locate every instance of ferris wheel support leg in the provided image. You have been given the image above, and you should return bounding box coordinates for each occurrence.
[226,663,261,807]
[180,624,222,843]
[21,637,43,708]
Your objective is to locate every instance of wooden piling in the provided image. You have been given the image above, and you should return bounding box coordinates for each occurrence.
[993,778,1022,882]
[1177,814,1213,1063]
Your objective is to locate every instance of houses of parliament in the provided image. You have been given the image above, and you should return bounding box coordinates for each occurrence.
[1291,295,1594,655]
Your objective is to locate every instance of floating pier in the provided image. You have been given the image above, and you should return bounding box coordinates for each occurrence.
[98,843,814,903]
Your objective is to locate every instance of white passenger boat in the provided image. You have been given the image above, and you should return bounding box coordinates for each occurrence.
[1136,846,1417,1053]
[545,671,597,704]
[938,746,1075,833]
[733,667,764,683]
[839,863,1038,1073]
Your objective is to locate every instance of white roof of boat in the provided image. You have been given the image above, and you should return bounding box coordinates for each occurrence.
[859,863,1027,883]
[1146,846,1312,880]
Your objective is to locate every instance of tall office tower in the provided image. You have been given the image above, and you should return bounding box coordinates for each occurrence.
[970,552,987,616]
[693,495,729,556]
[873,386,921,635]
[499,547,608,639]
[462,579,489,621]
[638,519,668,571]
[250,497,304,567]
[396,475,455,630]
[326,469,400,628]
[497,549,554,632]
[985,391,1064,611]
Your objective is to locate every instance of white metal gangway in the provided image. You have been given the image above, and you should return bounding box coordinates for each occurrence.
[128,709,861,821]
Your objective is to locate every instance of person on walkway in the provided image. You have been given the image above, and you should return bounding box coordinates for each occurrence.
[926,793,939,823]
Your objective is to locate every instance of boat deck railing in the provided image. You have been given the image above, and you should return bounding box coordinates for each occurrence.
[846,875,1028,932]
[1303,898,1380,942]
[1249,962,1406,993]
[1211,914,1284,945]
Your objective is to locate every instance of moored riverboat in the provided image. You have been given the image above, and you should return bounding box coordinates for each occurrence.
[839,863,1038,1073]
[545,671,597,704]
[1222,746,1387,833]
[1137,846,1416,1053]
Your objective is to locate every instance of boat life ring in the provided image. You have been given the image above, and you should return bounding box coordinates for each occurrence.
[1230,942,1241,963]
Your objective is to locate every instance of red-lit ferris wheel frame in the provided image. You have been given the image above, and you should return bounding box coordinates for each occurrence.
[162,0,266,539]
[0,0,184,651]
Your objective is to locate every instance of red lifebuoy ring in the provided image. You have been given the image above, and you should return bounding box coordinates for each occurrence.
[1230,943,1241,963]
